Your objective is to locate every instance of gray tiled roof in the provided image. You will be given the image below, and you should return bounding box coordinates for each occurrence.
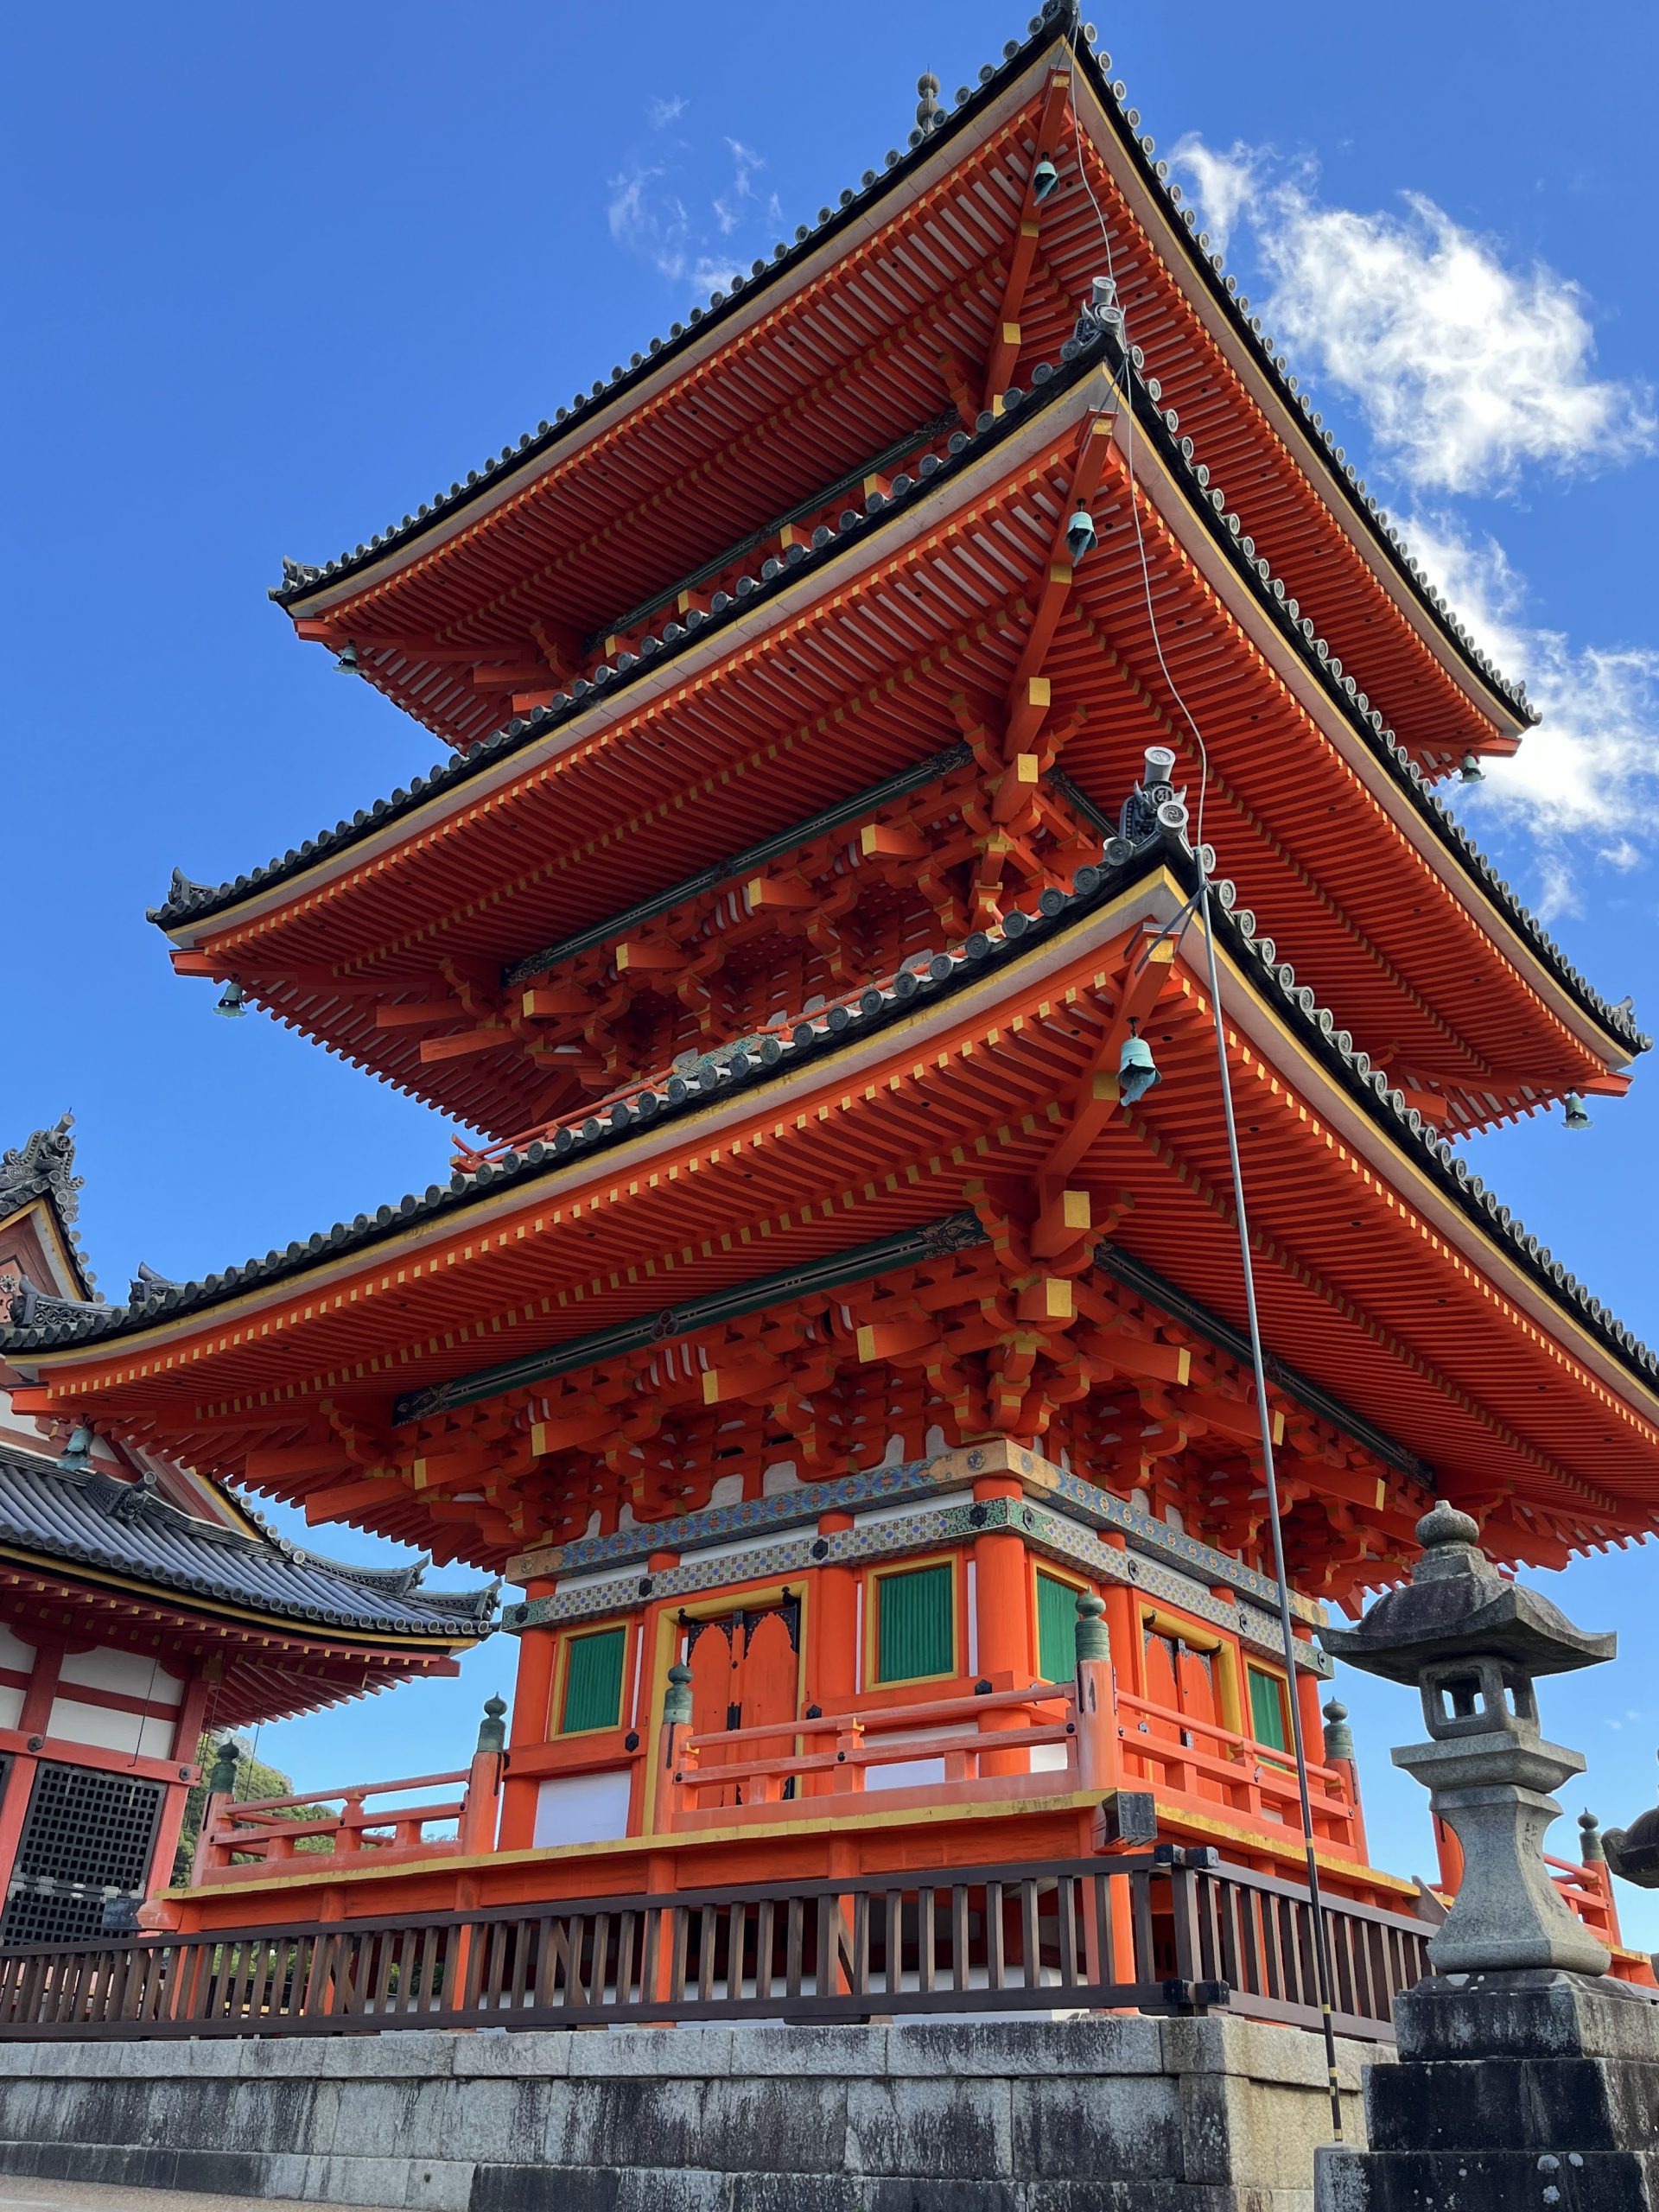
[24,825,1659,1409]
[268,3,1529,737]
[0,1446,497,1638]
[151,325,1643,1064]
[0,1117,98,1296]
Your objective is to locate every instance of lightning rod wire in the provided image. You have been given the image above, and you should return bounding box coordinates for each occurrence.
[1059,31,1347,2136]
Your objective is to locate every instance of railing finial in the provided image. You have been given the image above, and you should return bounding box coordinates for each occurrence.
[664,1662,694,1726]
[1075,1588,1110,1662]
[1579,1808,1605,1864]
[1322,1699,1356,1764]
[207,1736,240,1796]
[475,1694,509,1756]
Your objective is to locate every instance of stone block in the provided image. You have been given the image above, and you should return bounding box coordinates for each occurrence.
[1160,2012,1369,2093]
[1024,2185,1294,2212]
[1318,2142,1658,2210]
[306,2151,417,2206]
[728,2022,888,2077]
[471,2163,730,2211]
[169,2145,306,2197]
[887,2015,1163,2077]
[1395,1970,1659,2064]
[1012,2070,1180,2178]
[669,2075,846,2175]
[287,2029,461,2077]
[845,2075,1011,2179]
[1179,2063,1355,2195]
[566,2026,736,2076]
[222,2072,330,2153]
[435,2072,560,2161]
[450,2029,573,2077]
[403,2156,475,2212]
[1365,2050,1659,2155]
[328,2076,450,2160]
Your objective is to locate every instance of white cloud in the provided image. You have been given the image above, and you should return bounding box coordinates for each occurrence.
[648,94,687,129]
[1406,512,1659,912]
[714,138,766,236]
[1172,138,1655,496]
[1168,138,1659,910]
[607,131,772,305]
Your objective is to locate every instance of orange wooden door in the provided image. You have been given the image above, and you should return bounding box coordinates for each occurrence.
[739,1608,798,1777]
[688,1618,741,1804]
[683,1604,800,1807]
[1142,1630,1185,1744]
[1176,1643,1224,1802]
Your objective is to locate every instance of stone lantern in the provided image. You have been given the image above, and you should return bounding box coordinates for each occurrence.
[1314,1504,1659,2212]
[1319,1499,1616,1976]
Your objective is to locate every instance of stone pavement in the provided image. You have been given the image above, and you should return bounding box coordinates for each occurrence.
[0,2182,399,2212]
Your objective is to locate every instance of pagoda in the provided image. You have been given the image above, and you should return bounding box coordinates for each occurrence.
[5,4,1654,1959]
[0,1118,496,1941]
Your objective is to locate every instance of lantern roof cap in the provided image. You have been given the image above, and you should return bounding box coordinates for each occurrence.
[1319,1503,1614,1685]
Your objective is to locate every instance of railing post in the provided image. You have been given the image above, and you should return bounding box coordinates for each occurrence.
[1578,1811,1624,1948]
[1322,1699,1368,1862]
[189,1737,241,1886]
[659,1663,694,1829]
[458,1698,508,1856]
[1074,1595,1121,1793]
[1431,1808,1465,1897]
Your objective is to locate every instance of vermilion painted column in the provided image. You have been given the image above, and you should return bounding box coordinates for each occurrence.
[808,1512,856,1796]
[0,1643,63,1906]
[973,1478,1030,1778]
[498,1578,557,1852]
[145,1668,212,1898]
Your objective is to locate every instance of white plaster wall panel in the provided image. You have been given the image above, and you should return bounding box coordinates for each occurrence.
[58,1647,185,1704]
[46,1697,175,1759]
[532,1770,633,1848]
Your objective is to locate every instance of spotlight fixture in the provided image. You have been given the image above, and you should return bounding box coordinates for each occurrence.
[334,641,361,675]
[216,982,247,1019]
[1563,1092,1591,1131]
[1118,1026,1160,1106]
[1459,753,1485,784]
[1065,508,1098,564]
[1032,155,1059,203]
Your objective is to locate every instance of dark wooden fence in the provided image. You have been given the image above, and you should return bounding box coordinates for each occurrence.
[0,1848,1430,2044]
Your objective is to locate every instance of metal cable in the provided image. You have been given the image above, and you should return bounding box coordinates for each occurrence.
[1061,38,1347,2134]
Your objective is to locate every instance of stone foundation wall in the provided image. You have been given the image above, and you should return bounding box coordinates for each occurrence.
[0,2014,1376,2210]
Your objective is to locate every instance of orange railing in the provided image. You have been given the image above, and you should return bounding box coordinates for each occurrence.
[1115,1691,1363,1853]
[1544,1851,1624,1950]
[189,1753,502,1887]
[663,1672,1116,1830]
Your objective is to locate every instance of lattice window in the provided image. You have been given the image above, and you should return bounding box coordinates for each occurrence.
[1,1762,164,1948]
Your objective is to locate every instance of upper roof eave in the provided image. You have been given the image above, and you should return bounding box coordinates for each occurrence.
[157,335,1647,1065]
[30,836,1659,1421]
[270,7,1530,739]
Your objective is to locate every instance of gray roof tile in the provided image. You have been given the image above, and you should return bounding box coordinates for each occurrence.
[0,1446,497,1639]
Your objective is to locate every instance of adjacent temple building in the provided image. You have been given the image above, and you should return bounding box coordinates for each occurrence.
[0,1119,494,1944]
[4,7,1654,1975]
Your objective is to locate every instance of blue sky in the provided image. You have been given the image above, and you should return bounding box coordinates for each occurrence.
[5,3,1657,1943]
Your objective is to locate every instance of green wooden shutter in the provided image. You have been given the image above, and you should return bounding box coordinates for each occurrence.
[561,1626,626,1733]
[1036,1572,1080,1682]
[1248,1667,1288,1752]
[876,1564,954,1682]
